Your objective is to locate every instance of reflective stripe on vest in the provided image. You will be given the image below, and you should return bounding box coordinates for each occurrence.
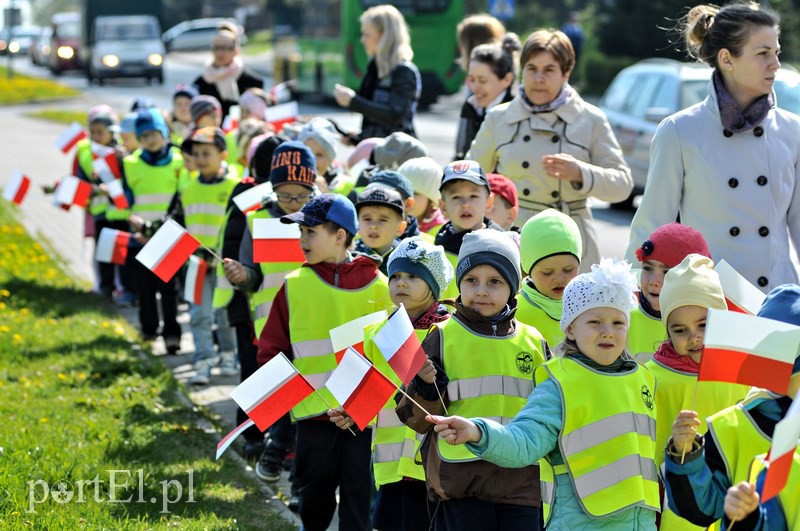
[286,267,391,420]
[437,316,547,463]
[181,176,238,248]
[123,150,184,222]
[537,356,660,519]
[516,287,565,347]
[627,305,666,359]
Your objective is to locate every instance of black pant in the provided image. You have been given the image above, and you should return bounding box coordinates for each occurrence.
[373,479,435,531]
[263,412,295,462]
[234,322,264,443]
[435,497,540,531]
[134,256,181,339]
[94,218,135,297]
[295,420,372,531]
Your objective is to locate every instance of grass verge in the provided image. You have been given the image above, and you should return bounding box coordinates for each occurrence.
[0,201,294,530]
[0,65,79,104]
[26,108,88,126]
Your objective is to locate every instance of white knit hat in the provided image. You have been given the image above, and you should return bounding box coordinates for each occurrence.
[397,157,443,203]
[387,237,453,300]
[560,258,639,332]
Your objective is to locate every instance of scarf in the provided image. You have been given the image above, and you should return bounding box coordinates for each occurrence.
[637,291,661,320]
[139,144,173,167]
[712,70,774,133]
[411,302,450,331]
[202,56,244,102]
[419,208,446,235]
[654,340,701,373]
[519,83,573,114]
[521,278,562,320]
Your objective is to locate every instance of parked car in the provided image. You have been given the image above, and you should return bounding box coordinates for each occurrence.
[0,26,41,56]
[600,58,800,207]
[30,26,52,65]
[48,12,82,75]
[162,18,245,52]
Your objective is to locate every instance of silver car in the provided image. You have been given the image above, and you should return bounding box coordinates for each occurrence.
[600,58,800,207]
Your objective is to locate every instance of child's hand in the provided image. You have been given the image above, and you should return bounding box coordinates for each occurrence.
[223,258,247,284]
[133,232,149,245]
[129,215,145,232]
[427,415,482,445]
[327,408,354,430]
[672,410,700,455]
[724,481,759,522]
[417,358,437,384]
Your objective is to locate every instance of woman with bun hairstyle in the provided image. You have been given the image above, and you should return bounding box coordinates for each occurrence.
[627,2,800,294]
[455,34,520,160]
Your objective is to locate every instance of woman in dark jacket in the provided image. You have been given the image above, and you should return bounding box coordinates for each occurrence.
[333,4,421,141]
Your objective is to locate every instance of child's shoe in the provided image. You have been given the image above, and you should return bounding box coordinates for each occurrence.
[218,351,239,376]
[189,360,212,385]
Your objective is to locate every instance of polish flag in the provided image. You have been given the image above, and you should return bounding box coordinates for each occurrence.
[183,255,208,305]
[329,310,388,362]
[230,352,315,431]
[222,105,240,132]
[762,397,800,501]
[232,182,273,214]
[715,259,766,315]
[373,304,428,385]
[95,228,131,265]
[216,419,255,460]
[265,101,298,132]
[252,218,305,263]
[55,122,87,154]
[3,170,30,205]
[325,347,397,430]
[135,219,201,282]
[91,143,122,178]
[699,309,800,394]
[269,81,293,104]
[105,179,129,210]
[53,175,92,210]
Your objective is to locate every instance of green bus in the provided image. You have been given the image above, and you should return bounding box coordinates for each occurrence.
[273,0,465,106]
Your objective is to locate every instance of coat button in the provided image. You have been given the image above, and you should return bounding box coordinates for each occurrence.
[551,135,560,143]
[723,129,733,137]
[551,190,560,199]
[729,227,740,236]
[754,126,764,137]
[522,161,530,169]
[523,188,530,196]
[757,175,768,186]
[759,226,769,237]
[728,178,738,188]
[758,276,768,287]
[523,135,531,142]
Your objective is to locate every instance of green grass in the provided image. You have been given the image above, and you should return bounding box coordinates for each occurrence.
[241,30,272,56]
[0,65,79,104]
[0,202,295,530]
[26,108,88,126]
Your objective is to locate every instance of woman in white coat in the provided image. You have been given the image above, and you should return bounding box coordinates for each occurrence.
[468,29,632,271]
[627,3,800,292]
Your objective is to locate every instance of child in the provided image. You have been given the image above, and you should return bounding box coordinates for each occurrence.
[396,229,548,531]
[629,222,711,362]
[646,254,749,530]
[330,236,453,531]
[119,112,140,154]
[190,95,223,128]
[367,170,429,242]
[665,284,800,530]
[298,117,339,179]
[428,258,660,530]
[516,209,582,347]
[173,127,240,385]
[397,156,447,236]
[435,160,503,299]
[354,186,408,274]
[487,173,519,231]
[170,84,198,145]
[256,193,392,531]
[226,88,268,170]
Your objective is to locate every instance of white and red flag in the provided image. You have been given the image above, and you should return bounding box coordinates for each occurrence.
[699,309,800,394]
[95,228,131,265]
[325,347,397,430]
[3,170,30,205]
[761,397,800,501]
[135,219,201,282]
[373,304,427,385]
[105,179,129,210]
[252,218,305,263]
[232,182,273,214]
[53,175,92,210]
[222,105,241,132]
[216,419,256,460]
[91,143,122,179]
[55,122,87,154]
[269,81,293,104]
[265,101,298,132]
[329,310,388,362]
[183,255,208,305]
[715,259,766,315]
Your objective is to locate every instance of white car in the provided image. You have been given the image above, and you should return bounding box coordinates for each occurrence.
[162,18,246,52]
[87,15,164,85]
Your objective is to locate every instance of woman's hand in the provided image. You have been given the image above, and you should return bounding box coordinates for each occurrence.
[427,415,482,445]
[542,154,582,184]
[417,358,437,384]
[334,84,356,108]
[327,407,354,430]
[223,258,247,284]
[724,481,759,523]
[672,410,700,456]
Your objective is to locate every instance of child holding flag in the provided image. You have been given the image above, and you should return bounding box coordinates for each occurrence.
[665,284,800,530]
[396,229,548,530]
[426,258,660,530]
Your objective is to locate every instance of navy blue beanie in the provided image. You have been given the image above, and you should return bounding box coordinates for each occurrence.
[135,109,170,140]
[757,284,800,374]
[269,140,317,190]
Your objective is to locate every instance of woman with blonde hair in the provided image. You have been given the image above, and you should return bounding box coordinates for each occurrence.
[334,4,421,141]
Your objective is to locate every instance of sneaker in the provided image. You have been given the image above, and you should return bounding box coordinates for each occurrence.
[255,454,282,482]
[189,360,211,386]
[218,351,239,376]
[288,495,299,512]
[164,336,181,355]
[115,291,136,308]
[242,439,265,461]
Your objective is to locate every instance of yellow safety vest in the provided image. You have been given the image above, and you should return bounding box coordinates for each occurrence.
[441,251,460,300]
[516,285,564,348]
[537,356,660,522]
[627,305,666,360]
[329,172,357,198]
[123,150,186,222]
[181,175,239,248]
[286,267,391,420]
[437,315,547,462]
[225,129,240,169]
[75,139,108,217]
[426,223,444,237]
[211,207,236,310]
[748,452,800,530]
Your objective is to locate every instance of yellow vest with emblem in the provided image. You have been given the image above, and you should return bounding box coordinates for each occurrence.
[437,315,547,462]
[123,149,186,222]
[286,267,391,420]
[516,287,564,347]
[748,452,800,529]
[627,305,666,360]
[366,320,430,487]
[536,356,660,522]
[181,175,239,248]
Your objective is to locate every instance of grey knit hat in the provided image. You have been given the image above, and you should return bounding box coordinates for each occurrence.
[456,229,521,298]
[373,132,428,169]
[387,237,453,300]
[560,258,638,332]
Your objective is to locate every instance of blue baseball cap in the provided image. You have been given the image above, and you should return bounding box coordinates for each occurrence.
[281,193,358,236]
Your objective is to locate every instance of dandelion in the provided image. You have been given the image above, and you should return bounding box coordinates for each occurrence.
[20,308,29,316]
[12,334,22,343]
[39,417,48,423]
[0,289,9,297]
[0,303,5,310]
[0,326,9,333]
[57,373,67,380]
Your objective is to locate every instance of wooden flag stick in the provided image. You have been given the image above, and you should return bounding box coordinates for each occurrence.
[395,385,433,418]
[435,384,449,416]
[199,242,224,264]
[727,518,736,531]
[681,381,701,464]
[313,389,357,437]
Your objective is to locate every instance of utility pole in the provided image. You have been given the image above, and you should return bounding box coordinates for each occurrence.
[5,0,19,79]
